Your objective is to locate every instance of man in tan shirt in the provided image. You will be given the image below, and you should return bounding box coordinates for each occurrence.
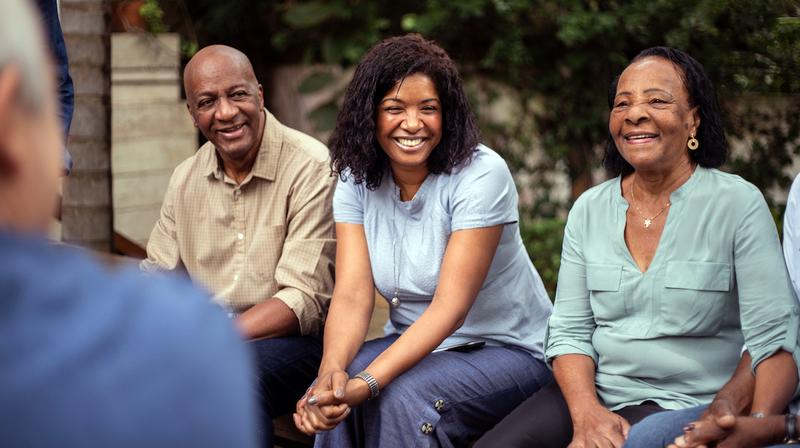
[141,45,335,446]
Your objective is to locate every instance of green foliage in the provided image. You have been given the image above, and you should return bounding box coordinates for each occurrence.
[139,0,166,33]
[520,218,565,300]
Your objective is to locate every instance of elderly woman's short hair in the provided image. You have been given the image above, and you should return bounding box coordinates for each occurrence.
[329,34,481,190]
[603,46,728,176]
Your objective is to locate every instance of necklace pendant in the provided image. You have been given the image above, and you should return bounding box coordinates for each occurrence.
[644,218,652,228]
[390,296,400,307]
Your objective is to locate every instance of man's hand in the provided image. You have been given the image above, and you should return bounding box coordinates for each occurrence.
[668,396,738,447]
[568,404,630,448]
[670,415,783,448]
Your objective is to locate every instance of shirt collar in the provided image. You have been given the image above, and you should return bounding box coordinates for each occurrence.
[201,108,283,183]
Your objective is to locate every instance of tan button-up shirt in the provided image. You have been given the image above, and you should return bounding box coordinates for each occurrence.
[141,109,335,335]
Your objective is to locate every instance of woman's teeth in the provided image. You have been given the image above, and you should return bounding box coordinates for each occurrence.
[396,137,423,147]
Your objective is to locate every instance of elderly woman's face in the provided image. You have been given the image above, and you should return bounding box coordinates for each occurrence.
[376,73,442,175]
[609,57,699,173]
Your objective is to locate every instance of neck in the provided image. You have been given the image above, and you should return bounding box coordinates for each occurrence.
[221,152,258,185]
[633,160,696,202]
[391,165,428,201]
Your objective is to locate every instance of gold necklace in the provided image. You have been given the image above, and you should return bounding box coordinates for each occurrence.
[629,180,671,229]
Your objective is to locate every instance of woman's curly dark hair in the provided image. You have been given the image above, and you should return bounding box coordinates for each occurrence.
[329,34,480,189]
[603,46,728,177]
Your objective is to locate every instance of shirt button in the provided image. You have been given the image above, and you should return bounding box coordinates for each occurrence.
[420,422,434,435]
[390,296,400,307]
[433,399,445,412]
[234,274,239,282]
[237,233,244,240]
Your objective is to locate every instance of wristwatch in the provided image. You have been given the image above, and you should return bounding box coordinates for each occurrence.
[354,371,380,400]
[784,414,800,444]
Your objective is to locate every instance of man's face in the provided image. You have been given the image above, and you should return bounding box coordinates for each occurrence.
[184,53,265,164]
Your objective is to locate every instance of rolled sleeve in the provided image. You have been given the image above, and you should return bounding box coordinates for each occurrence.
[274,168,336,335]
[733,188,800,371]
[545,201,598,366]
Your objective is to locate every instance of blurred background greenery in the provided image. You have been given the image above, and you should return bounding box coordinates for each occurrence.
[150,0,799,297]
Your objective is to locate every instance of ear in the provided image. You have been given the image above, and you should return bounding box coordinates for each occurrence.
[185,102,198,127]
[0,67,23,178]
[690,106,701,136]
[257,84,264,108]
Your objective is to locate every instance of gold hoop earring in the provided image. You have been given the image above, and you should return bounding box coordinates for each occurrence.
[687,135,699,151]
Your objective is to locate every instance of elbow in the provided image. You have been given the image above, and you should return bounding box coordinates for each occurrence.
[450,314,468,333]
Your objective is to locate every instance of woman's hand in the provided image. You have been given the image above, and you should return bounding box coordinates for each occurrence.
[293,369,351,435]
[568,404,630,448]
[293,377,374,435]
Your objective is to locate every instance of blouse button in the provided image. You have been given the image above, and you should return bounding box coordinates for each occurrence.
[420,422,434,435]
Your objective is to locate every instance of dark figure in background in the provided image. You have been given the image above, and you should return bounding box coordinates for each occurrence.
[35,0,73,174]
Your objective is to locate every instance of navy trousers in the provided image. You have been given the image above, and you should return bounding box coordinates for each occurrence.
[249,336,322,447]
[314,334,552,448]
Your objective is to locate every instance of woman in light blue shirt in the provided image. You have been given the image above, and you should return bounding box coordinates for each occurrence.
[292,34,553,447]
[479,47,800,448]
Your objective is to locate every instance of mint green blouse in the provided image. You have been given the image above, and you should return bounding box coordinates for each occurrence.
[545,167,800,410]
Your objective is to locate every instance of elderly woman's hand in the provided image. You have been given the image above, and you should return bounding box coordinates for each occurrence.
[568,403,630,448]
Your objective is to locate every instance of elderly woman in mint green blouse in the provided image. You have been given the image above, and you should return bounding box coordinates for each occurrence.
[477,47,800,448]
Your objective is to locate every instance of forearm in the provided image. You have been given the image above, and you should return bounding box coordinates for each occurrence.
[363,298,467,388]
[318,290,374,373]
[709,351,756,415]
[236,298,300,339]
[553,354,604,419]
[752,350,798,414]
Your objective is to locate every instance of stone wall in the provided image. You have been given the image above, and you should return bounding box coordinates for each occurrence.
[60,0,112,251]
[111,33,195,248]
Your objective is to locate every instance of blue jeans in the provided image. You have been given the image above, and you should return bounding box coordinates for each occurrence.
[625,405,705,447]
[249,336,322,448]
[35,0,74,173]
[314,335,552,448]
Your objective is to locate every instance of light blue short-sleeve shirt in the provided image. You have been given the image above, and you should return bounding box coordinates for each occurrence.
[334,144,553,357]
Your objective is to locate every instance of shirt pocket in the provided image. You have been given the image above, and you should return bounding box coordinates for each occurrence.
[661,261,731,336]
[586,263,626,322]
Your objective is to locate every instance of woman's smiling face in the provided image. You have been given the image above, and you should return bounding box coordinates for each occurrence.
[376,73,443,176]
[609,56,700,174]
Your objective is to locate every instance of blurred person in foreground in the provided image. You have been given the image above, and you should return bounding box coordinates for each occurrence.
[477,47,800,448]
[140,45,335,446]
[0,1,258,447]
[294,34,553,447]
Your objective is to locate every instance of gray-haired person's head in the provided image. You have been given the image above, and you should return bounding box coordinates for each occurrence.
[0,0,49,110]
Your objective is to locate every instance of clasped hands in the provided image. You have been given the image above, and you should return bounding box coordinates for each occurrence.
[668,399,775,448]
[293,369,372,435]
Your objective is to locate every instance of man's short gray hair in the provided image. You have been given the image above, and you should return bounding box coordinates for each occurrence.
[0,0,49,109]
